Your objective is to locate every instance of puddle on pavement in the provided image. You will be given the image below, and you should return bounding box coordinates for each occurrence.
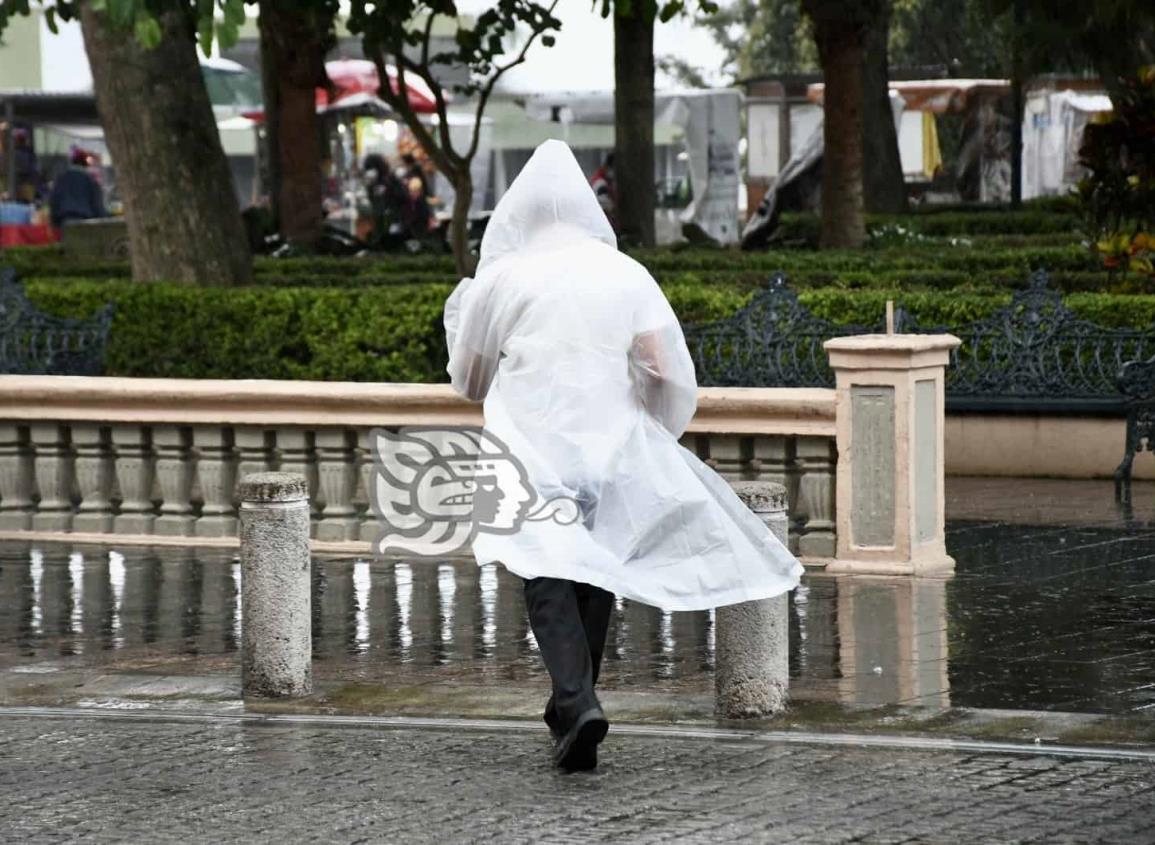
[1,519,1154,716]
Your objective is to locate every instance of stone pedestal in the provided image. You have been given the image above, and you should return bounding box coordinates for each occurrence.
[239,472,312,698]
[715,481,790,719]
[824,334,960,576]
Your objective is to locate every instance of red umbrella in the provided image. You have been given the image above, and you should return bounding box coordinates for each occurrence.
[322,59,439,114]
[241,59,439,121]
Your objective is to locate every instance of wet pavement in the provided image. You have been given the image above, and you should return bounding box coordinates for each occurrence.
[2,706,1155,845]
[1,493,1155,716]
[2,709,1154,844]
[2,477,1154,842]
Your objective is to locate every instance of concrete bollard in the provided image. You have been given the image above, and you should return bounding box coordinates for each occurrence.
[239,471,312,698]
[715,481,790,719]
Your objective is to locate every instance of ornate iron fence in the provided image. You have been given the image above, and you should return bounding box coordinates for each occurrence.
[0,267,115,376]
[684,270,1153,413]
[683,273,871,389]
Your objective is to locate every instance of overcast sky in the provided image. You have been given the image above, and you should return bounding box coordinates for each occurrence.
[456,0,731,94]
[37,2,731,95]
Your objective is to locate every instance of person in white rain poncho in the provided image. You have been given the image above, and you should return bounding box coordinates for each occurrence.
[444,139,803,770]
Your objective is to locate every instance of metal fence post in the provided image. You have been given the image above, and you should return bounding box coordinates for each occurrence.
[715,481,790,718]
[239,471,312,698]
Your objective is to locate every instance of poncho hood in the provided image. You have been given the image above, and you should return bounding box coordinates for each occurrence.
[477,139,617,273]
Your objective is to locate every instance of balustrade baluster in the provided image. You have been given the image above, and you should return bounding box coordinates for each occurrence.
[30,422,75,532]
[707,434,746,480]
[111,425,155,535]
[194,426,237,537]
[0,424,34,531]
[315,428,359,542]
[153,425,195,536]
[355,428,377,543]
[73,424,114,533]
[794,436,836,558]
[749,435,789,486]
[275,429,320,532]
[233,427,275,498]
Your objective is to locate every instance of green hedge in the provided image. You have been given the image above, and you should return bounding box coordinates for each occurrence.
[771,209,1081,246]
[25,279,1155,383]
[21,247,1150,295]
[26,280,456,383]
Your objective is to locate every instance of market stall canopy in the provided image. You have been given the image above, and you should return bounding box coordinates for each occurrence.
[1058,92,1113,113]
[807,79,1010,113]
[0,91,100,124]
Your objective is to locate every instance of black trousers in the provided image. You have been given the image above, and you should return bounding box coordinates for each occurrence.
[523,576,614,732]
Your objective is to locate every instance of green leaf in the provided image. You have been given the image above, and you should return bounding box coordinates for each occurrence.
[223,0,245,28]
[133,15,163,49]
[217,20,239,50]
[44,6,57,34]
[106,0,136,29]
[197,15,214,55]
[541,34,555,47]
[658,1,682,23]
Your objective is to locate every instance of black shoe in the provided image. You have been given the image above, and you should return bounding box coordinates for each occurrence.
[544,704,563,740]
[554,707,608,772]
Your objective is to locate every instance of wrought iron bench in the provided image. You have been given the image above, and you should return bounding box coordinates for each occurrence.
[685,269,1154,415]
[0,267,115,376]
[1113,356,1155,498]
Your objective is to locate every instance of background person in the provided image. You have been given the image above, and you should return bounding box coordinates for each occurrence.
[590,151,617,231]
[48,148,106,228]
[363,153,408,248]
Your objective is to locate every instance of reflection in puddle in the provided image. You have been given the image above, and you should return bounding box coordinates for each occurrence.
[109,551,125,649]
[353,560,371,654]
[2,521,1155,714]
[394,562,413,661]
[479,563,497,655]
[29,549,42,637]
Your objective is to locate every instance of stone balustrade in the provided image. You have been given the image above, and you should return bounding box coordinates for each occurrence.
[0,377,838,558]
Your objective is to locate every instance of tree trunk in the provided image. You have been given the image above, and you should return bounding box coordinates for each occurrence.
[79,1,251,284]
[814,21,867,249]
[614,6,656,248]
[450,173,476,277]
[258,1,329,247]
[862,2,908,214]
[1008,0,1023,208]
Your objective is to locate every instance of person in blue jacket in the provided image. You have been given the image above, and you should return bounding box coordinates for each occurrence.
[48,148,106,228]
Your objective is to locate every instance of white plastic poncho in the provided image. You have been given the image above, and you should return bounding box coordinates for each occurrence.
[443,139,803,612]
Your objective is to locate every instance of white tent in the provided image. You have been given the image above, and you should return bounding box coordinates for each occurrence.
[1022,89,1112,199]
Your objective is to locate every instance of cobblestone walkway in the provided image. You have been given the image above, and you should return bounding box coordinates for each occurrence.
[2,711,1153,844]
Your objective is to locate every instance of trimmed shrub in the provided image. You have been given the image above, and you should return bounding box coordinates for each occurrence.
[24,278,1155,383]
